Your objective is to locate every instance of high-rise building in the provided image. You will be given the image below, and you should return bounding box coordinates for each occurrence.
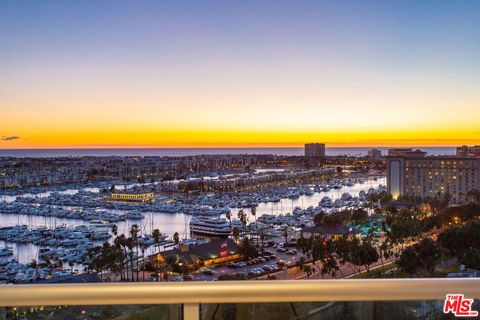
[387,148,480,204]
[304,143,326,158]
[367,148,382,158]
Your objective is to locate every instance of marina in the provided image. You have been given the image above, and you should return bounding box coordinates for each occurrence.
[0,176,385,270]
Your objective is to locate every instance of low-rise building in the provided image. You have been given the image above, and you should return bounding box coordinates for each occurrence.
[110,193,155,203]
[151,239,241,270]
[367,148,382,159]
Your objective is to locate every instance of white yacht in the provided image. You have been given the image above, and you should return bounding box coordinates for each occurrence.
[319,196,333,208]
[341,193,353,201]
[0,247,13,257]
[304,188,314,196]
[124,210,145,220]
[90,220,115,229]
[189,216,231,238]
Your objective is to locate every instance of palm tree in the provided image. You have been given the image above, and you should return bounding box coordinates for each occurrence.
[108,241,125,281]
[226,211,232,229]
[152,229,161,244]
[130,224,140,242]
[42,256,51,269]
[165,254,179,274]
[173,232,180,245]
[126,237,135,282]
[238,210,247,231]
[260,231,266,251]
[57,260,64,272]
[232,227,240,243]
[129,225,140,282]
[115,234,129,281]
[111,225,118,236]
[251,207,259,249]
[139,243,147,282]
[29,259,39,281]
[68,260,75,273]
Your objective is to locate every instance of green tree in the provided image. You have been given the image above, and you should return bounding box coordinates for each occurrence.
[297,235,311,255]
[462,247,480,269]
[313,211,327,226]
[438,221,480,264]
[351,208,368,225]
[397,238,442,277]
[385,208,421,256]
[310,235,341,278]
[239,237,258,260]
[349,237,379,274]
[322,209,350,227]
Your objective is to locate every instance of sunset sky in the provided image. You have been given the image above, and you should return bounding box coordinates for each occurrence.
[1,1,480,149]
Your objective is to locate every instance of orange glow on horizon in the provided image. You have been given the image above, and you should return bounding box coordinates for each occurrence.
[1,128,479,149]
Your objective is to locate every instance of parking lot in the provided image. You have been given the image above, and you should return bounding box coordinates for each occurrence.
[190,238,306,281]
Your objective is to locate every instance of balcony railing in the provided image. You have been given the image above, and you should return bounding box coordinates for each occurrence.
[0,279,479,319]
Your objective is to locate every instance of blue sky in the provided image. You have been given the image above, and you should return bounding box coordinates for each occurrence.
[1,1,480,148]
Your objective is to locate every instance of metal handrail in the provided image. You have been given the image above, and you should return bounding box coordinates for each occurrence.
[0,279,478,307]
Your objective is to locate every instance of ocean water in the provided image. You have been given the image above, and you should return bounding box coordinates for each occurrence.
[0,147,456,158]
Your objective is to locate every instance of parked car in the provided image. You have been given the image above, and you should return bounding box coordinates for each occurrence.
[277,260,286,266]
[168,276,184,282]
[269,264,280,271]
[203,269,218,275]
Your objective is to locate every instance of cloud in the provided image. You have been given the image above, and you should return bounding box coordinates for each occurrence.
[1,136,21,141]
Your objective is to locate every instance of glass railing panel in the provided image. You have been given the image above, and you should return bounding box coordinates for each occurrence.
[201,300,480,320]
[0,304,182,320]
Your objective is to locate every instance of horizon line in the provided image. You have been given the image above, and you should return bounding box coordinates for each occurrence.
[0,145,462,151]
